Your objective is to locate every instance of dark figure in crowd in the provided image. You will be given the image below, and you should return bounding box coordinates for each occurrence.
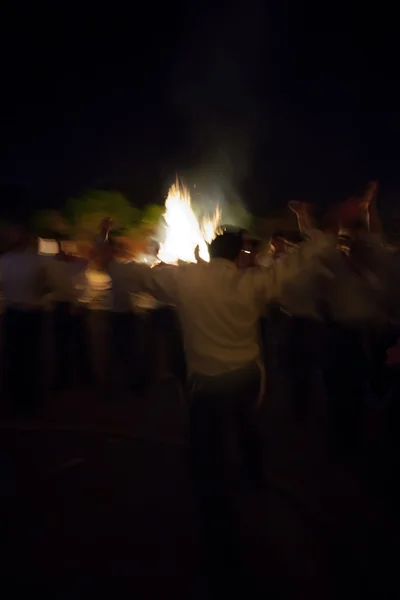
[95,217,112,246]
[262,214,326,422]
[0,223,50,415]
[144,243,187,389]
[311,183,387,454]
[104,225,335,594]
[151,258,187,388]
[149,302,187,388]
[106,239,147,398]
[47,241,92,392]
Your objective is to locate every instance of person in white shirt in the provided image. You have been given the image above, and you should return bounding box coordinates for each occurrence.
[47,242,92,392]
[0,223,51,415]
[319,189,400,455]
[104,224,336,586]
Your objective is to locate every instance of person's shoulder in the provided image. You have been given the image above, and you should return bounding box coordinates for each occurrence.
[181,261,208,275]
[238,264,269,288]
[111,259,149,275]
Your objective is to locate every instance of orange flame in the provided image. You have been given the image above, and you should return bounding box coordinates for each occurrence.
[157,180,221,264]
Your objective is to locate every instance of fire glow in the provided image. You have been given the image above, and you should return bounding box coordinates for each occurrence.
[157,180,221,264]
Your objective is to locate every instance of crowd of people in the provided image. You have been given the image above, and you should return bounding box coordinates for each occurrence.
[1,181,399,593]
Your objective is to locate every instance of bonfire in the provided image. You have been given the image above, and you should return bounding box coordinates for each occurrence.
[157,180,221,264]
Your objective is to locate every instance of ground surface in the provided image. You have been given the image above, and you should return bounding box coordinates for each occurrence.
[0,310,397,598]
[0,379,395,599]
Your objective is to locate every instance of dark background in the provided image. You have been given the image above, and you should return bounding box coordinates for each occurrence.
[1,1,399,219]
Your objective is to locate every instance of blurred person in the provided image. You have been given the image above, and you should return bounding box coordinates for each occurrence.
[95,217,112,246]
[276,205,328,422]
[136,239,185,391]
[47,241,92,392]
[106,238,147,398]
[289,198,382,442]
[103,224,341,590]
[256,232,288,268]
[317,186,393,455]
[149,250,187,388]
[256,232,293,387]
[0,223,51,415]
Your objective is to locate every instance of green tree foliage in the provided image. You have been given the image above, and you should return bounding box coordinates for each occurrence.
[139,204,164,236]
[141,204,164,225]
[65,190,140,238]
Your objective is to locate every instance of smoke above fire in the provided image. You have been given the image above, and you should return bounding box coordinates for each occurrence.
[161,1,262,243]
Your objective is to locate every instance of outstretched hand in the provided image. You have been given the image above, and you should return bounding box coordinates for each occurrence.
[337,182,378,229]
[288,201,315,231]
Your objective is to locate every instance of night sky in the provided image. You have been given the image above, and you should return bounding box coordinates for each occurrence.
[1,1,399,219]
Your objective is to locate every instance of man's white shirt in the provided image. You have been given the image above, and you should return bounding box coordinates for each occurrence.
[108,232,335,376]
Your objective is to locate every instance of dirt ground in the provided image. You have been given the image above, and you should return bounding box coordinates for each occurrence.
[0,311,397,598]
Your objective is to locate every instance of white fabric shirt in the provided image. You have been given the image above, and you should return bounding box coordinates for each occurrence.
[0,250,51,309]
[110,233,335,376]
[313,232,400,324]
[256,252,276,268]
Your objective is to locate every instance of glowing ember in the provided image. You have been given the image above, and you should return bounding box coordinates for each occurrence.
[157,180,221,264]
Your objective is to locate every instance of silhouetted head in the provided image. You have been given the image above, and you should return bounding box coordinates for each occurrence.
[209,231,243,262]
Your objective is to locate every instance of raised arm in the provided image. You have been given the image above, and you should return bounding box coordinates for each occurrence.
[253,228,336,307]
[141,264,180,304]
[107,259,180,305]
[288,200,317,238]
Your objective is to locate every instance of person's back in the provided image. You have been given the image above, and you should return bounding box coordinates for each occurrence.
[174,260,262,376]
[142,230,267,377]
[158,232,266,587]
